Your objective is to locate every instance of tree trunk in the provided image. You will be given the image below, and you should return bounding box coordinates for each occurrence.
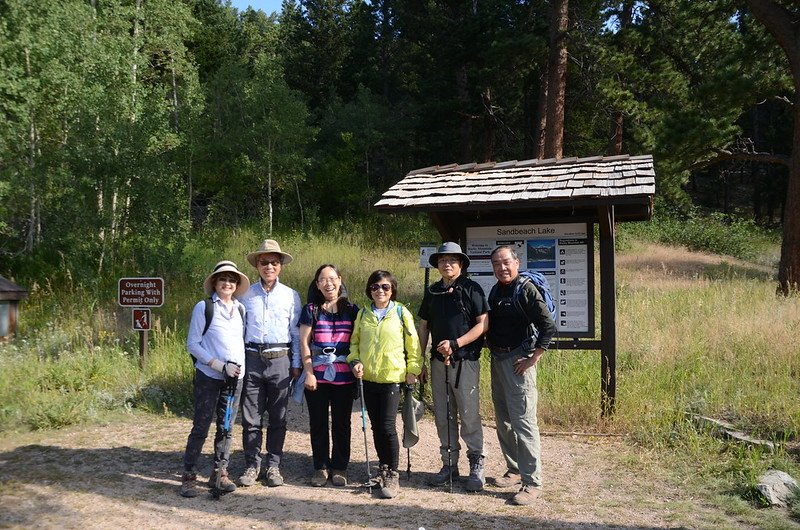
[131,0,142,122]
[170,53,179,133]
[779,116,800,294]
[534,66,548,159]
[607,0,634,156]
[267,143,274,235]
[745,0,800,294]
[24,46,38,253]
[543,0,568,160]
[295,179,304,232]
[482,87,496,163]
[457,64,472,162]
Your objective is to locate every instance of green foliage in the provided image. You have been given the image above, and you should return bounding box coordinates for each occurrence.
[618,205,778,261]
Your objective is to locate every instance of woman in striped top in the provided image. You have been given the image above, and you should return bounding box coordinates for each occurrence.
[298,264,359,487]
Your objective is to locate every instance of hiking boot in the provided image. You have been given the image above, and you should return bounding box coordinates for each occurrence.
[264,466,284,487]
[379,466,400,499]
[465,454,486,492]
[510,484,541,506]
[311,468,328,487]
[208,469,237,493]
[180,472,199,498]
[330,469,347,487]
[427,465,460,487]
[492,470,521,488]
[238,466,260,487]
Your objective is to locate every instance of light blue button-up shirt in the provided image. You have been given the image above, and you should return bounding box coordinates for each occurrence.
[241,278,302,368]
[186,293,246,380]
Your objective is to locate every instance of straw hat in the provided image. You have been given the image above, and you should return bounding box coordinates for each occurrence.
[246,239,294,267]
[203,260,250,297]
[429,241,470,268]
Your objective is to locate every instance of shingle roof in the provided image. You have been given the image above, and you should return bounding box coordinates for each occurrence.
[374,154,655,212]
[0,276,28,301]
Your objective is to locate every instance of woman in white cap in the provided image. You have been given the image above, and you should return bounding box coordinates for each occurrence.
[180,260,250,498]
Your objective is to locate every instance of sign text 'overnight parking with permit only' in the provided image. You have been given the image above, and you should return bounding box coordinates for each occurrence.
[118,278,165,307]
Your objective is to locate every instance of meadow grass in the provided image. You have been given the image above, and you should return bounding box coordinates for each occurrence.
[1,216,799,517]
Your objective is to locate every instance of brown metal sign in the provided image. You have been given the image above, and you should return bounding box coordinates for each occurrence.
[118,277,164,307]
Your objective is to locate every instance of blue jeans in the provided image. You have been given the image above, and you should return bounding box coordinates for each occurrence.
[183,369,243,472]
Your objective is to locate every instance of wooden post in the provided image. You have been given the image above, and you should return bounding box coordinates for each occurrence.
[598,205,617,416]
[139,329,149,368]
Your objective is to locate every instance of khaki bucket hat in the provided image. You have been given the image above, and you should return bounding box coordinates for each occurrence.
[246,239,294,267]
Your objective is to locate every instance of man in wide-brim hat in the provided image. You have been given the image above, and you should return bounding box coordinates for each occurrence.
[237,239,302,489]
[417,242,489,492]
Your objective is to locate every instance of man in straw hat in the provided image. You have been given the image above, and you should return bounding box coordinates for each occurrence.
[417,242,489,492]
[181,260,249,497]
[238,239,302,488]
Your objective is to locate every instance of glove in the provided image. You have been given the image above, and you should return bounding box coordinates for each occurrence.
[209,359,225,373]
[224,361,241,378]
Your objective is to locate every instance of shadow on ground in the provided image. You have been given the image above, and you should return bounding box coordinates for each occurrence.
[0,443,677,530]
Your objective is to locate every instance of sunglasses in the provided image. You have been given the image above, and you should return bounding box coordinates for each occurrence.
[258,259,281,267]
[369,283,392,292]
[217,275,239,284]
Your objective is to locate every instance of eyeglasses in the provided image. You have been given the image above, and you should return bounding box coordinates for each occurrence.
[217,275,239,284]
[258,259,281,267]
[437,257,460,265]
[369,283,392,292]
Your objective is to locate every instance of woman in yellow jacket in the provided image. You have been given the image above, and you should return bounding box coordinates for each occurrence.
[348,270,422,499]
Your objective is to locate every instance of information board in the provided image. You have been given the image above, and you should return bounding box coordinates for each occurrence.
[465,222,593,336]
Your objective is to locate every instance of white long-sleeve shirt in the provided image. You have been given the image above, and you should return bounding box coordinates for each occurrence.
[186,293,246,380]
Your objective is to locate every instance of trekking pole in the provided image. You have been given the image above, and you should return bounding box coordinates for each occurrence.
[212,375,237,500]
[358,377,374,494]
[405,383,412,480]
[444,360,453,494]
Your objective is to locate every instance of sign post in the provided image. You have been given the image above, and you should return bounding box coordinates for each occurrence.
[118,278,164,367]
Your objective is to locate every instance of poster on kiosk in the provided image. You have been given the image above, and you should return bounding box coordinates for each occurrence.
[465,222,593,337]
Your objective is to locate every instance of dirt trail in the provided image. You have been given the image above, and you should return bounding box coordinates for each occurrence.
[0,401,764,529]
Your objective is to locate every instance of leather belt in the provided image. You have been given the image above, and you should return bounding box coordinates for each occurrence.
[246,342,290,351]
[245,342,291,360]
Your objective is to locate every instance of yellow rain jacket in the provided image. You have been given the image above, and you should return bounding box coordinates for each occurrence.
[347,302,422,384]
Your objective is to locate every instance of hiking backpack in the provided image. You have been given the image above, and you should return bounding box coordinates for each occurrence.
[489,270,558,329]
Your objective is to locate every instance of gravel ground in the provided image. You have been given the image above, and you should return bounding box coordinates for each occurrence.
[0,399,781,530]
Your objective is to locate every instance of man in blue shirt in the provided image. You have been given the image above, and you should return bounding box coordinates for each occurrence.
[238,239,302,487]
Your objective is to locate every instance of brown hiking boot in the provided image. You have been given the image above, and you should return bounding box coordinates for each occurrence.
[330,469,347,487]
[208,469,237,493]
[492,470,521,488]
[180,472,199,498]
[510,484,541,505]
[311,468,328,487]
[379,466,400,499]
